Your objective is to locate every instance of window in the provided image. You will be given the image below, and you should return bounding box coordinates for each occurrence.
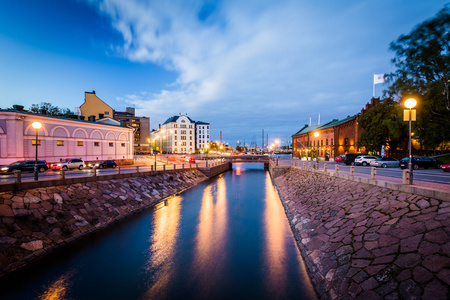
[181,142,186,146]
[190,130,192,134]
[175,142,177,146]
[77,141,83,146]
[344,138,349,146]
[175,130,177,134]
[181,125,186,128]
[94,142,100,147]
[326,139,328,146]
[56,140,64,146]
[105,111,109,115]
[331,138,334,146]
[190,136,192,140]
[181,130,186,134]
[175,136,177,140]
[190,142,192,146]
[32,139,41,146]
[121,143,125,147]
[181,120,186,123]
[109,142,114,147]
[181,136,186,140]
[321,140,323,146]
[174,124,178,128]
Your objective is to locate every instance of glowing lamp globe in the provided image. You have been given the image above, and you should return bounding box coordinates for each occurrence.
[404,98,417,109]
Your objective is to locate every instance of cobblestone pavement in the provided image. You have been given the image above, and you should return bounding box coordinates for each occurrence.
[275,168,449,299]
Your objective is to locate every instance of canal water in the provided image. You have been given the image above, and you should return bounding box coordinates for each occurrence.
[0,163,316,300]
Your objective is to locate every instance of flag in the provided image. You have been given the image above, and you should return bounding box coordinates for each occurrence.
[374,74,385,84]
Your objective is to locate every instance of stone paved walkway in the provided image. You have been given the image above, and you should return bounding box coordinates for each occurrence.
[275,168,449,299]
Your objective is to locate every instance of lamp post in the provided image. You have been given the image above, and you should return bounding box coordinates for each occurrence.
[314,132,319,168]
[32,121,42,180]
[404,98,417,184]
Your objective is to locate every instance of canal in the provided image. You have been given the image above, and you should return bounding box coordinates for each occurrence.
[0,163,316,300]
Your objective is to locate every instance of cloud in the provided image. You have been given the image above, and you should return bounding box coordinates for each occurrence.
[86,0,443,143]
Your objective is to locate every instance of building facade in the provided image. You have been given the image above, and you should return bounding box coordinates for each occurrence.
[160,115,196,154]
[113,107,150,153]
[0,108,134,165]
[292,98,379,160]
[195,121,210,152]
[80,91,114,120]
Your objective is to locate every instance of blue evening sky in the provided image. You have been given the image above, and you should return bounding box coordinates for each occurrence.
[0,0,448,147]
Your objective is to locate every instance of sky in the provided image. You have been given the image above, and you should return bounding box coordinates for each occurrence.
[0,0,449,147]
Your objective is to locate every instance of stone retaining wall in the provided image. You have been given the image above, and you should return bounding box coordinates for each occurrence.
[274,167,449,299]
[0,170,207,277]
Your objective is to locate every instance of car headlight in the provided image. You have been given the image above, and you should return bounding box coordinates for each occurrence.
[1,167,8,171]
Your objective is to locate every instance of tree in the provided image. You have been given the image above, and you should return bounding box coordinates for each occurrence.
[357,98,406,153]
[28,102,74,117]
[387,5,450,150]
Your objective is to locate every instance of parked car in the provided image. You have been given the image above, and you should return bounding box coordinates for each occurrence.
[335,156,342,162]
[399,156,443,170]
[354,155,378,166]
[0,160,49,174]
[440,163,450,172]
[51,158,84,171]
[342,153,368,165]
[98,160,117,169]
[370,157,400,168]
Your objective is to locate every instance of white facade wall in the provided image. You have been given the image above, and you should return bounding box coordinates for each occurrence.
[196,123,210,150]
[0,111,134,165]
[161,116,195,154]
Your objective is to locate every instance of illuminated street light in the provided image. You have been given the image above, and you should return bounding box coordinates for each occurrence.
[32,121,42,180]
[404,97,417,184]
[314,132,319,168]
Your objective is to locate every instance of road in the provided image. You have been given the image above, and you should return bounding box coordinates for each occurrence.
[279,159,450,185]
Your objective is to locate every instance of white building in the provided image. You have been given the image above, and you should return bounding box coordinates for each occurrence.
[160,115,196,154]
[0,108,134,165]
[195,121,210,152]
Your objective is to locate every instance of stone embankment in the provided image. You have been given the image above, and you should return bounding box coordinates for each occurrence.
[275,168,449,300]
[0,170,207,277]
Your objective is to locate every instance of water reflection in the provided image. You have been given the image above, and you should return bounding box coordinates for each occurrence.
[142,195,182,299]
[38,270,75,300]
[193,176,228,298]
[263,175,288,297]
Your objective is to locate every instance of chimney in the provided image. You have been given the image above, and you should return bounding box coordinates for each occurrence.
[79,115,85,120]
[88,115,96,122]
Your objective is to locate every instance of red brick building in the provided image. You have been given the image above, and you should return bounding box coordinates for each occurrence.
[292,98,379,160]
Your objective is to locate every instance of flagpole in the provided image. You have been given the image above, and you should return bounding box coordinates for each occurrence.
[373,73,375,98]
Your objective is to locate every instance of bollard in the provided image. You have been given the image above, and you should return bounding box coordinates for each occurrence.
[92,167,97,177]
[196,163,198,168]
[308,162,311,169]
[14,170,21,185]
[303,161,306,169]
[324,163,327,173]
[174,164,176,170]
[163,165,166,171]
[206,160,208,167]
[117,166,121,174]
[150,165,153,171]
[335,164,339,174]
[182,164,184,169]
[189,163,192,169]
[371,167,377,180]
[402,169,411,184]
[350,166,354,176]
[60,169,65,180]
[136,166,140,173]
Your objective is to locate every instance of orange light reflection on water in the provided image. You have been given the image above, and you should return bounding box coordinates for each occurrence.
[38,270,75,300]
[193,176,228,296]
[263,174,288,298]
[142,195,182,299]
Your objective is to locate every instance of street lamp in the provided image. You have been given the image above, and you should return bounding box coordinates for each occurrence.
[404,98,417,184]
[32,121,42,180]
[314,132,319,168]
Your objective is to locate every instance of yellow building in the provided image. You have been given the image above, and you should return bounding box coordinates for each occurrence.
[80,91,113,120]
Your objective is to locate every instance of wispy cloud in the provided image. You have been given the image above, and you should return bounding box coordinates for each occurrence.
[86,0,443,143]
